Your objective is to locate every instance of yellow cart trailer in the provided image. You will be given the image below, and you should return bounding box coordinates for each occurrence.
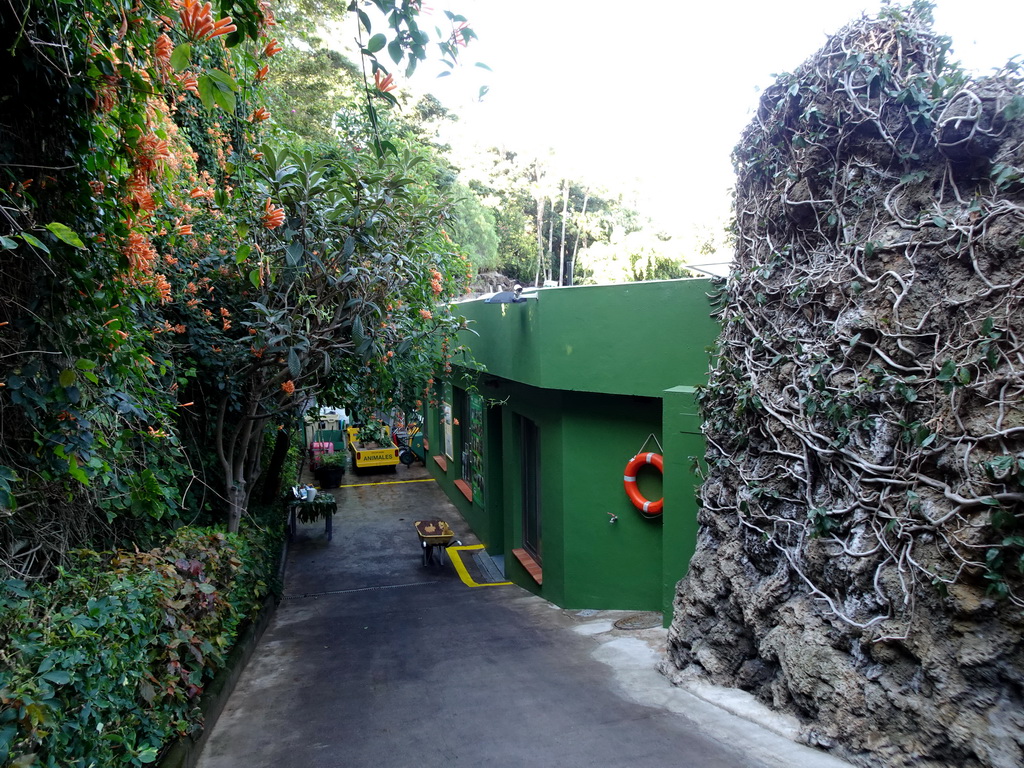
[346,425,400,472]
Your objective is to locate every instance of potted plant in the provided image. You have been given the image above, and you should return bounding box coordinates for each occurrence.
[355,421,391,448]
[313,452,346,489]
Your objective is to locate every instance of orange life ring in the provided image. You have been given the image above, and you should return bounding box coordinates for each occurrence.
[623,452,664,515]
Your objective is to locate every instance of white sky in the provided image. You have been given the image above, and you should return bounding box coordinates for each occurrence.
[403,0,1024,248]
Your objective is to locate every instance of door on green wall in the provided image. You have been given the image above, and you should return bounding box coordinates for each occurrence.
[519,415,541,562]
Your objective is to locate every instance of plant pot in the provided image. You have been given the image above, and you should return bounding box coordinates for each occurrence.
[316,465,345,489]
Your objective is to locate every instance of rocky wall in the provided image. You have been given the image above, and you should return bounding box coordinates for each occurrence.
[664,7,1024,768]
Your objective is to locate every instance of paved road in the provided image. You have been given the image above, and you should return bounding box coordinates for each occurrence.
[198,465,849,768]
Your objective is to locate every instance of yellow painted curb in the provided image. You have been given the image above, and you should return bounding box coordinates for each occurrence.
[335,478,437,489]
[448,545,513,588]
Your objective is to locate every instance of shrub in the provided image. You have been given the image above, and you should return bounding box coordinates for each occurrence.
[0,523,280,767]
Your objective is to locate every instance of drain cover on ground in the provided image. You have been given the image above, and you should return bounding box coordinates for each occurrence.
[613,612,663,630]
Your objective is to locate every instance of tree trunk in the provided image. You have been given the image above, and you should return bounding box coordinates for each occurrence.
[259,426,292,504]
[534,193,545,287]
[217,394,265,533]
[569,190,589,287]
[227,476,247,533]
[546,193,555,281]
[558,178,569,286]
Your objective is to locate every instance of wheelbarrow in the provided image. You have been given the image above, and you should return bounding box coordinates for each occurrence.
[415,519,457,566]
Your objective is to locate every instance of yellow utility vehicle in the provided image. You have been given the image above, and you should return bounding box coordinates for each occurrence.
[346,424,400,472]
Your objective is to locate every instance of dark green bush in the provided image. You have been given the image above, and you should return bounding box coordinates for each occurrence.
[0,523,280,767]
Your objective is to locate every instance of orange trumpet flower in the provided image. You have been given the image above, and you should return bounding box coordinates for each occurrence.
[262,198,285,229]
[374,70,396,93]
[180,0,236,41]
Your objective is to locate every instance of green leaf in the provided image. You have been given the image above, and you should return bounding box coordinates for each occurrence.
[207,68,239,91]
[41,670,71,685]
[249,270,261,289]
[285,242,303,266]
[235,243,251,264]
[67,455,90,486]
[287,348,301,377]
[170,43,192,71]
[197,75,216,111]
[210,80,236,112]
[45,222,85,248]
[0,235,17,249]
[388,38,404,65]
[367,33,386,53]
[138,747,160,764]
[937,359,956,381]
[19,232,49,253]
[932,214,947,228]
[196,582,217,594]
[58,369,76,388]
[75,358,97,370]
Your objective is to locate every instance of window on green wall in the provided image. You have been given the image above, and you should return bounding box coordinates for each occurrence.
[456,387,470,483]
[468,394,485,503]
[519,414,541,563]
[442,382,454,460]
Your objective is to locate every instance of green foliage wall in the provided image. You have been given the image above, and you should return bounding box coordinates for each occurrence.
[0,524,280,766]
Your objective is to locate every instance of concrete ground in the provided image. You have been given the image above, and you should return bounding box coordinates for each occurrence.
[198,463,852,768]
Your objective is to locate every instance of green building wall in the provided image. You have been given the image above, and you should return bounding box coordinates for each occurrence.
[424,278,719,620]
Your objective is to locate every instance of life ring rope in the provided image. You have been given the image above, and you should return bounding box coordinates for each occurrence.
[623,451,664,515]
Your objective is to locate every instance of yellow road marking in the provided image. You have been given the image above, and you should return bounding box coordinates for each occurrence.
[448,545,513,588]
[335,478,437,489]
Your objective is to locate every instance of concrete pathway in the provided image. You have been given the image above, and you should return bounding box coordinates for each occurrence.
[198,464,851,768]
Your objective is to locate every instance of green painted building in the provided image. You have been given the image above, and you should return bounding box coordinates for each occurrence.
[422,278,719,621]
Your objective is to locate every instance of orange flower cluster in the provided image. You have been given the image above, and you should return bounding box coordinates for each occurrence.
[257,0,276,34]
[374,70,396,93]
[419,308,432,320]
[177,72,199,95]
[449,21,470,48]
[123,232,158,273]
[254,64,269,82]
[180,0,236,41]
[126,170,156,213]
[262,199,284,229]
[280,380,295,395]
[429,268,442,295]
[263,38,282,57]
[154,273,172,303]
[134,133,172,175]
[93,75,119,113]
[154,34,173,75]
[251,107,271,122]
